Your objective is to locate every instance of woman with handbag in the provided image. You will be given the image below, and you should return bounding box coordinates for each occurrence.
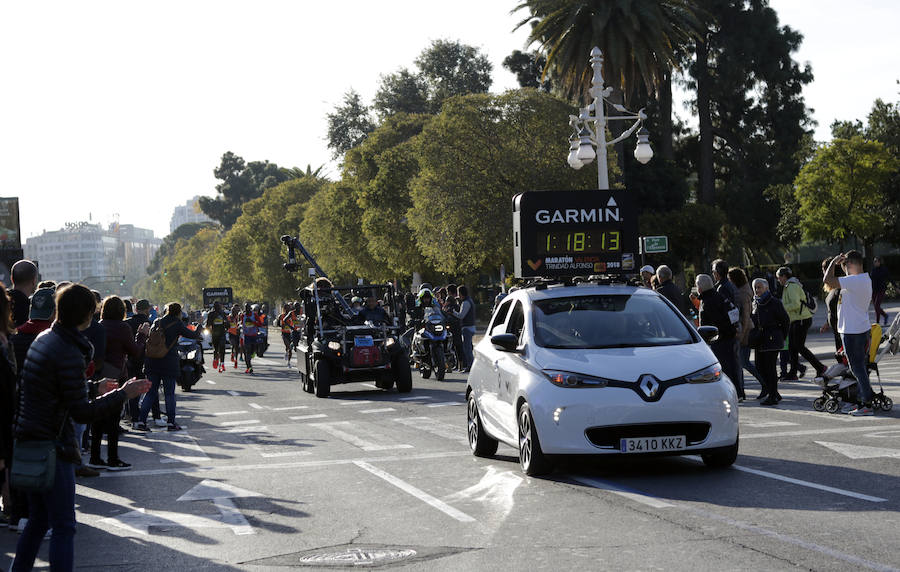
[750,278,791,406]
[89,296,150,471]
[12,284,150,571]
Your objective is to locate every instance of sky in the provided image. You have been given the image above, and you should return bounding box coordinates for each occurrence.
[2,0,898,244]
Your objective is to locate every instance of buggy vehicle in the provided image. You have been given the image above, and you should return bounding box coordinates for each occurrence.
[810,319,895,413]
[281,235,412,398]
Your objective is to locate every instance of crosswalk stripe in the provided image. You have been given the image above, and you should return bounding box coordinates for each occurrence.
[309,421,412,451]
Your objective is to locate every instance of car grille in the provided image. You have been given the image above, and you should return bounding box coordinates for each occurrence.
[585,422,711,449]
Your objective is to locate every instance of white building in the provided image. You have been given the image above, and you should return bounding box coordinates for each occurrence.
[170,196,214,233]
[24,222,161,288]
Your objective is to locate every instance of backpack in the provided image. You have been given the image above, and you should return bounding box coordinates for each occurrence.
[145,321,177,359]
[800,286,818,314]
[724,298,740,338]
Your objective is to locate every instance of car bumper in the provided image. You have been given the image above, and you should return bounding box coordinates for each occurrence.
[528,381,739,455]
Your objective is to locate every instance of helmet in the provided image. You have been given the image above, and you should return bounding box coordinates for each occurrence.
[417,288,434,303]
[252,304,261,312]
[419,283,433,292]
[640,265,655,274]
[351,296,363,304]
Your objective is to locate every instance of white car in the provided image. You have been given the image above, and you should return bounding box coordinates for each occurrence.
[466,283,739,476]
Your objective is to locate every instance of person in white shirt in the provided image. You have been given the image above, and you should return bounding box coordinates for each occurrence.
[824,250,874,416]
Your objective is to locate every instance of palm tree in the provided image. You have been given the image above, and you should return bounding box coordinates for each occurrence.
[515,0,702,160]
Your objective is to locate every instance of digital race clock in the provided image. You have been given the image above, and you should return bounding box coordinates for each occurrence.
[513,190,639,278]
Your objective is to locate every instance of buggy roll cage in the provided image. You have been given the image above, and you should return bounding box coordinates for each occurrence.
[280,235,402,335]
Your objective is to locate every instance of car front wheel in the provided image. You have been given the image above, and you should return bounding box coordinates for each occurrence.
[701,437,739,469]
[468,393,498,457]
[518,402,553,476]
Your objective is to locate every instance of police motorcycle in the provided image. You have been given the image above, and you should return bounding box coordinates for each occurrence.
[178,320,206,392]
[280,235,413,398]
[405,289,454,381]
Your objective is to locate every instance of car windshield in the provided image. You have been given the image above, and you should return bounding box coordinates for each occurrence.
[532,294,695,349]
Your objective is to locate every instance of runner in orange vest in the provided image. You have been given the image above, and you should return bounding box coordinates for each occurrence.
[277,303,297,367]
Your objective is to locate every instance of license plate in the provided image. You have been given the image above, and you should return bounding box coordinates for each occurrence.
[354,335,374,347]
[620,435,686,453]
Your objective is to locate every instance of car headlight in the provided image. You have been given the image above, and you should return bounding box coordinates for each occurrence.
[385,337,396,347]
[327,341,341,351]
[685,363,722,384]
[543,369,609,388]
[203,329,210,336]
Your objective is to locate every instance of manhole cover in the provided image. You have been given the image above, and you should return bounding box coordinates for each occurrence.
[243,543,472,568]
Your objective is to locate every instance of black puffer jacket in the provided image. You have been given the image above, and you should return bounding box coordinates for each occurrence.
[751,292,791,352]
[15,322,129,463]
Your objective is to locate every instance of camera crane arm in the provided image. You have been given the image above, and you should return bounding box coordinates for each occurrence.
[280,235,354,334]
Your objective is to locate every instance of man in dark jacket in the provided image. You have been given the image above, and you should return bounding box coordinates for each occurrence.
[696,273,743,399]
[10,288,55,375]
[654,265,689,316]
[712,259,743,396]
[10,259,38,328]
[124,299,161,427]
[13,284,149,571]
[135,302,200,432]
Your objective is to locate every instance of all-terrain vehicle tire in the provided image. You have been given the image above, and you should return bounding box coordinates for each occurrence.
[313,359,330,398]
[394,354,413,393]
[420,366,431,379]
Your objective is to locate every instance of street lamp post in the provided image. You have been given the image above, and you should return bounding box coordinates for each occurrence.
[567,47,654,190]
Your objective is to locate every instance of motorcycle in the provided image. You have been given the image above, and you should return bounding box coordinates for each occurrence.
[177,335,205,392]
[410,308,452,381]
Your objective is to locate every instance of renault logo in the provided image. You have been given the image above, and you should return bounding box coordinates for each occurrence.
[638,374,660,398]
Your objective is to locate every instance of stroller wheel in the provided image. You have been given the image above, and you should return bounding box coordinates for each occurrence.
[813,397,826,412]
[824,399,840,414]
[882,396,893,411]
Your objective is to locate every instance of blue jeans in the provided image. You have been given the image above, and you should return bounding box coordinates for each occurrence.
[139,372,177,425]
[842,332,874,404]
[740,344,762,384]
[461,326,476,370]
[13,460,77,572]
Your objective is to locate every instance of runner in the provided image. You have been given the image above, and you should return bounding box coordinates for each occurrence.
[205,301,228,372]
[240,302,262,374]
[227,304,241,368]
[277,303,297,367]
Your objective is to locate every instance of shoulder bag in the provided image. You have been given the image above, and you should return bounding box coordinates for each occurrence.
[10,410,69,493]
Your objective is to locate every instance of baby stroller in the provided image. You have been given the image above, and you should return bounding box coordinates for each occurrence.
[811,318,896,414]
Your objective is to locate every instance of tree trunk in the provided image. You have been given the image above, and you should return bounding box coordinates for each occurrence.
[696,38,715,205]
[864,239,875,273]
[659,68,674,161]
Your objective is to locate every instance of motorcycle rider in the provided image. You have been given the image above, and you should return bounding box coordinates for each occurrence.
[206,301,227,372]
[240,303,263,374]
[410,288,441,322]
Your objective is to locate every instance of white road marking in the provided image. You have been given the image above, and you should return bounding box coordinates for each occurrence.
[741,421,799,428]
[222,425,269,433]
[816,441,900,459]
[260,451,312,458]
[212,498,255,535]
[360,408,396,414]
[763,407,895,423]
[399,396,433,401]
[205,379,216,385]
[394,417,467,444]
[221,419,261,426]
[340,400,373,406]
[177,479,263,501]
[227,390,242,397]
[100,450,473,478]
[571,476,675,508]
[684,457,887,502]
[426,402,464,408]
[309,421,412,451]
[249,403,265,410]
[211,410,249,416]
[272,405,309,411]
[141,431,209,464]
[289,414,328,420]
[353,461,476,523]
[742,425,893,439]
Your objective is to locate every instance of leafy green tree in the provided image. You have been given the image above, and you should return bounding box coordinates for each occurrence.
[515,0,701,102]
[326,90,376,159]
[147,221,219,274]
[299,181,386,282]
[213,175,328,301]
[199,152,291,229]
[502,50,552,92]
[639,203,727,272]
[343,113,431,277]
[415,40,493,110]
[794,137,898,263]
[407,90,606,276]
[373,69,430,119]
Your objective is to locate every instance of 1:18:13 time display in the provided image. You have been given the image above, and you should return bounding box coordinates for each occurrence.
[537,230,621,254]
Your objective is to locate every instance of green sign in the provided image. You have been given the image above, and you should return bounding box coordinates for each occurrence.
[642,235,668,254]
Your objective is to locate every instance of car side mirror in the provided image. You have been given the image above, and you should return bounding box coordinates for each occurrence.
[491,333,521,353]
[698,325,719,345]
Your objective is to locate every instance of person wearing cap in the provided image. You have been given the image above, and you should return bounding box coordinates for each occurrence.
[639,265,655,289]
[10,288,56,374]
